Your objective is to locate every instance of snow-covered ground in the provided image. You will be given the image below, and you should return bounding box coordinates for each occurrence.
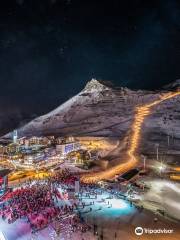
[143,179,180,220]
[0,218,96,240]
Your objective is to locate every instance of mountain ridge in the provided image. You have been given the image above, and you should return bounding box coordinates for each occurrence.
[2,79,180,158]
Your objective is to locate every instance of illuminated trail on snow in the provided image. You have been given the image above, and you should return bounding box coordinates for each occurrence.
[81,91,180,183]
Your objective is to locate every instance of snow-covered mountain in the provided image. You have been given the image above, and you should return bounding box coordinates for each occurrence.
[3,79,180,155]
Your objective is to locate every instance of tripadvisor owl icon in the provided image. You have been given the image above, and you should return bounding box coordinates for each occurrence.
[135,227,144,236]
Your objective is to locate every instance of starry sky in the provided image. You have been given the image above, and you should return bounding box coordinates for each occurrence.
[0,0,180,135]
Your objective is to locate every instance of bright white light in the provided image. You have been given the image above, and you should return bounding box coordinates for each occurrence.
[153,161,167,173]
[0,231,6,240]
[108,199,128,209]
[159,165,165,171]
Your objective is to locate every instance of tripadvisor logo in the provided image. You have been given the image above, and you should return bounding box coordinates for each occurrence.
[135,227,143,236]
[135,227,174,235]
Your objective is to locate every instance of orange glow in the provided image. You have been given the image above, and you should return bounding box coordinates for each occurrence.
[170,175,180,181]
[173,167,180,172]
[81,91,180,183]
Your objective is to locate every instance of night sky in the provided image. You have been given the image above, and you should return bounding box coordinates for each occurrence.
[0,0,180,135]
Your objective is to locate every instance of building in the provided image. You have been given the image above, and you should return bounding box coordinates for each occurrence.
[7,143,19,154]
[56,142,81,155]
[13,130,18,144]
[26,136,53,146]
[55,137,64,145]
[0,145,5,154]
[0,169,11,196]
[23,152,45,165]
[17,137,26,145]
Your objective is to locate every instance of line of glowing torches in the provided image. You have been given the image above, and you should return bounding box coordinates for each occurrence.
[81,91,180,183]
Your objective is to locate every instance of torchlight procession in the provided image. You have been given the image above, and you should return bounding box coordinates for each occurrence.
[81,91,180,183]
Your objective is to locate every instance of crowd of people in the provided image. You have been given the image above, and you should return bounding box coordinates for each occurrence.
[50,168,78,185]
[0,168,92,237]
[0,183,54,223]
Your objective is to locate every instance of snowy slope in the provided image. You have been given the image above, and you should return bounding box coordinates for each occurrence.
[3,79,180,156]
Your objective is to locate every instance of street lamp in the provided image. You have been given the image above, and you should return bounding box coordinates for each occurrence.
[167,134,170,147]
[157,162,166,177]
[155,143,159,161]
[141,154,146,171]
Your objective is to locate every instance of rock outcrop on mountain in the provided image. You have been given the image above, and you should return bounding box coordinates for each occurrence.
[3,79,180,157]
